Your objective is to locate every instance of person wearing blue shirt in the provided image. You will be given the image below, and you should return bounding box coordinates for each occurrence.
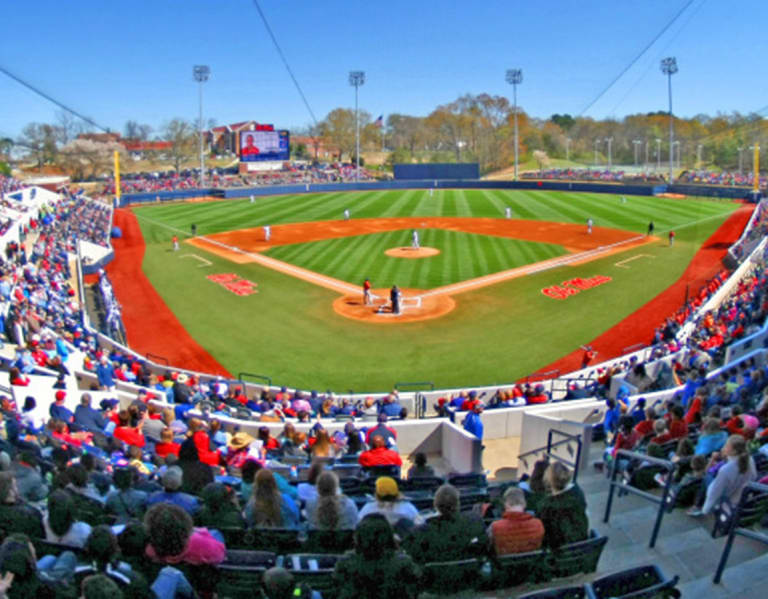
[602,398,620,441]
[96,356,116,390]
[630,398,647,425]
[73,393,108,433]
[463,403,484,441]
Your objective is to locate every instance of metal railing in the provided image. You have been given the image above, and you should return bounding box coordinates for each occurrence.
[146,352,170,366]
[516,429,584,483]
[603,449,676,548]
[238,372,273,388]
[713,481,768,584]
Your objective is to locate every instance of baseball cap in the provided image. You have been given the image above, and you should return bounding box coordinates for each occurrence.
[375,476,399,499]
[55,390,66,402]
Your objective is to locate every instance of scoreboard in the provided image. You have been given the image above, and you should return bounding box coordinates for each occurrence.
[240,129,290,162]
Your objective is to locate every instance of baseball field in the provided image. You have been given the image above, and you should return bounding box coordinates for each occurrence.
[107,188,747,392]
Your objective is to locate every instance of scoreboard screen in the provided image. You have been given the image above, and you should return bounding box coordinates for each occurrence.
[240,130,290,162]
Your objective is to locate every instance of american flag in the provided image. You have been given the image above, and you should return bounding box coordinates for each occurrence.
[373,115,383,128]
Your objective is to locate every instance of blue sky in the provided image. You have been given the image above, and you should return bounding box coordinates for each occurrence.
[1,0,767,139]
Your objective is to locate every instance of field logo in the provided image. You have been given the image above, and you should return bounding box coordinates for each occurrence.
[207,273,258,296]
[542,275,612,300]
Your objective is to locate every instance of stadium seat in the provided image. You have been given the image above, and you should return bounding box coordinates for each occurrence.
[448,473,487,488]
[361,464,401,479]
[402,476,444,492]
[484,549,548,589]
[217,550,277,599]
[590,565,680,598]
[282,553,342,599]
[250,528,302,553]
[331,464,361,479]
[304,529,355,553]
[518,585,591,599]
[547,529,608,578]
[337,476,362,495]
[420,557,485,595]
[664,478,701,511]
[711,486,768,538]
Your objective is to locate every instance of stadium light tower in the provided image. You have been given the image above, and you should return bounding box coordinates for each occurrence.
[193,65,210,188]
[604,137,613,169]
[594,139,600,166]
[633,139,642,166]
[349,70,365,182]
[655,138,661,170]
[660,57,678,183]
[506,68,523,180]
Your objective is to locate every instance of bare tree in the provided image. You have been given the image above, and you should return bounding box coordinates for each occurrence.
[55,110,85,145]
[17,122,58,168]
[58,138,125,181]
[124,120,153,141]
[160,118,197,171]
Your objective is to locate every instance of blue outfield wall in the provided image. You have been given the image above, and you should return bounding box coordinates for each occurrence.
[394,163,480,180]
[118,180,756,206]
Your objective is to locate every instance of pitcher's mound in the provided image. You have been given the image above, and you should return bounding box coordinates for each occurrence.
[385,246,440,258]
[333,288,455,323]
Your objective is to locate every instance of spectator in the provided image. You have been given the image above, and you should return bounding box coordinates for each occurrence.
[297,461,324,505]
[650,419,673,445]
[538,463,588,549]
[694,418,728,456]
[113,410,146,448]
[357,476,422,529]
[0,534,70,599]
[262,566,321,599]
[74,393,108,433]
[96,357,116,391]
[0,471,45,538]
[380,393,403,418]
[11,451,48,502]
[176,438,214,496]
[146,466,199,516]
[462,402,484,440]
[364,413,397,447]
[243,469,299,529]
[309,428,335,458]
[186,419,220,467]
[105,467,148,524]
[144,503,226,565]
[688,434,757,517]
[333,514,421,599]
[488,486,545,555]
[668,405,689,439]
[407,453,435,479]
[154,428,181,459]
[81,574,123,599]
[78,525,143,590]
[358,435,402,468]
[634,407,657,438]
[197,482,245,530]
[44,490,93,548]
[519,457,549,514]
[49,390,73,423]
[404,483,486,563]
[304,471,358,530]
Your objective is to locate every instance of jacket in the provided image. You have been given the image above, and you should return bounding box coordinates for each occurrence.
[489,510,545,555]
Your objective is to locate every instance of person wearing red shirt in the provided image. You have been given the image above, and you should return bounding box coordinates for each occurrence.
[155,427,181,458]
[684,394,703,425]
[114,410,146,448]
[611,416,642,459]
[187,418,221,466]
[634,407,657,438]
[650,419,673,446]
[668,406,689,439]
[358,435,402,467]
[527,384,548,405]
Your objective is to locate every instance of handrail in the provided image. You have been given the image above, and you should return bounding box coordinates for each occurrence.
[603,449,676,548]
[713,481,768,584]
[621,342,645,354]
[525,369,559,383]
[238,372,273,388]
[548,429,583,482]
[146,352,170,366]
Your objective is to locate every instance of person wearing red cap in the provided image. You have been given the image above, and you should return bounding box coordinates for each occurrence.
[49,390,74,423]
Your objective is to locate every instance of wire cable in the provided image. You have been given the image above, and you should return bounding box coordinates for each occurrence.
[0,64,110,132]
[252,0,319,127]
[578,0,696,116]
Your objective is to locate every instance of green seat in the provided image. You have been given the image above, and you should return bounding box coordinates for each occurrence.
[420,557,484,595]
[548,529,607,578]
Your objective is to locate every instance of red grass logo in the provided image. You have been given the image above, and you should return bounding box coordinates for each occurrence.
[207,273,258,296]
[542,275,611,300]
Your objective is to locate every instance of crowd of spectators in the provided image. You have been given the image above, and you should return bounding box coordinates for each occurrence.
[677,170,768,188]
[0,174,26,196]
[100,163,377,196]
[521,169,665,183]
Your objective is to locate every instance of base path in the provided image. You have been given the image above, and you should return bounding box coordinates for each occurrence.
[536,205,754,375]
[106,209,232,376]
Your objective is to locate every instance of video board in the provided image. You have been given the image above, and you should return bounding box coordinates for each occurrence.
[240,129,290,162]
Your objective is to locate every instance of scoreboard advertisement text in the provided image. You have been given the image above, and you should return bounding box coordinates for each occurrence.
[240,129,290,162]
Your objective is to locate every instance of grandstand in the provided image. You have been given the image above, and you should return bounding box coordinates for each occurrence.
[1,178,768,596]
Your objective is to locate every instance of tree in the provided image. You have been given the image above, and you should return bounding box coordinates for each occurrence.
[160,119,197,171]
[17,122,58,168]
[550,114,575,131]
[55,110,86,145]
[319,108,371,160]
[533,150,550,173]
[124,120,153,141]
[58,138,124,181]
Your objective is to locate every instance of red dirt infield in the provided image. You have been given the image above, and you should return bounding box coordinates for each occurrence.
[384,247,441,258]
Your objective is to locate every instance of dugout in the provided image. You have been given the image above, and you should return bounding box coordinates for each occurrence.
[393,163,479,180]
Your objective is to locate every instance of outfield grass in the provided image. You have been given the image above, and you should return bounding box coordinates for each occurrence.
[265,229,567,289]
[132,189,739,391]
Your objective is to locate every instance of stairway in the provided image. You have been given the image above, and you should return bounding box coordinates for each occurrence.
[540,444,768,598]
